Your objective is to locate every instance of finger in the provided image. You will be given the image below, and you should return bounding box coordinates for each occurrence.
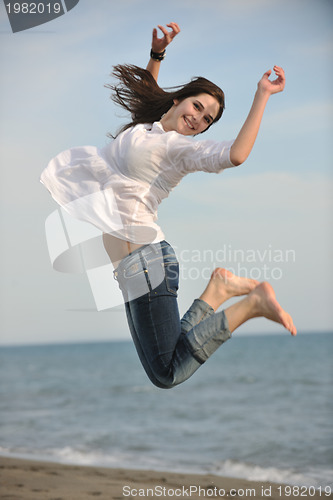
[167,22,180,29]
[273,68,286,86]
[273,66,285,77]
[167,22,181,35]
[157,25,169,37]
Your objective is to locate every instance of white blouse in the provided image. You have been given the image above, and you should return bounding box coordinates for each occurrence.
[40,121,236,245]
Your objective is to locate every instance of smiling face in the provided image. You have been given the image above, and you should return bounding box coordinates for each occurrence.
[160,93,220,136]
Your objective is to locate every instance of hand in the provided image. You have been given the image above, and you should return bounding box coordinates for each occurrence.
[151,22,180,53]
[258,65,285,95]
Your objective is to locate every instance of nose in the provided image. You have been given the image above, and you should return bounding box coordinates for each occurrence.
[193,110,203,123]
[193,114,207,129]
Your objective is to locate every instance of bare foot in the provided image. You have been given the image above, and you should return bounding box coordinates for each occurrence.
[199,268,260,311]
[249,282,297,336]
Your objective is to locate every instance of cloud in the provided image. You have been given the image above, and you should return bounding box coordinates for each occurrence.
[175,171,332,215]
[262,101,333,136]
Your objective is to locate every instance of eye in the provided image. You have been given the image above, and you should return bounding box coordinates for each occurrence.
[193,102,200,110]
[204,116,211,124]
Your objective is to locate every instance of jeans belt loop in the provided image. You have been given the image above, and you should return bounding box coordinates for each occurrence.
[152,242,160,254]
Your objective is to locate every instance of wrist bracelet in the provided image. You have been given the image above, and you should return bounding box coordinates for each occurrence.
[150,48,166,61]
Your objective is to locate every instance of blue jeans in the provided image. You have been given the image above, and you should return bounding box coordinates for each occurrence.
[114,241,231,389]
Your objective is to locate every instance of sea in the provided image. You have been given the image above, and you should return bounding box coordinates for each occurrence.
[0,332,332,488]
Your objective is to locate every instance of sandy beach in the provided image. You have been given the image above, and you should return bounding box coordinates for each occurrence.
[1,456,330,500]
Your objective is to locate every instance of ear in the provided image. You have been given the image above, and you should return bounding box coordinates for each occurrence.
[173,98,179,106]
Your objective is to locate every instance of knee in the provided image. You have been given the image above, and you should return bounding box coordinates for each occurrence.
[145,369,179,390]
[148,375,177,390]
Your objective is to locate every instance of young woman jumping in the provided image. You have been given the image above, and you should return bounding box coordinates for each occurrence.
[41,23,296,389]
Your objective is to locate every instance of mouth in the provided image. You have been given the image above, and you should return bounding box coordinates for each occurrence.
[183,116,195,131]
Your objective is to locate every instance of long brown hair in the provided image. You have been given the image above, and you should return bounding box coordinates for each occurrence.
[106,64,225,137]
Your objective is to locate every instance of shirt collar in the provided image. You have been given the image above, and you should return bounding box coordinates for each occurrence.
[150,121,166,133]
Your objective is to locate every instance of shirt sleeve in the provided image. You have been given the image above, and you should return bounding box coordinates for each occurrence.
[166,133,237,174]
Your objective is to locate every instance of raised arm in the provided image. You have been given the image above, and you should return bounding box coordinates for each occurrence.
[230,66,286,166]
[146,22,180,82]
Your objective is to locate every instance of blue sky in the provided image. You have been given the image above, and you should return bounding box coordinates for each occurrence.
[0,0,332,345]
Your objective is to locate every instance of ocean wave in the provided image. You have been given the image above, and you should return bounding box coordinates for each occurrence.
[210,459,333,489]
[1,446,332,489]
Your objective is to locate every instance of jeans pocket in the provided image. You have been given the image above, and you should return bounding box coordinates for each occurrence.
[120,260,149,302]
[123,261,145,279]
[164,262,179,296]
